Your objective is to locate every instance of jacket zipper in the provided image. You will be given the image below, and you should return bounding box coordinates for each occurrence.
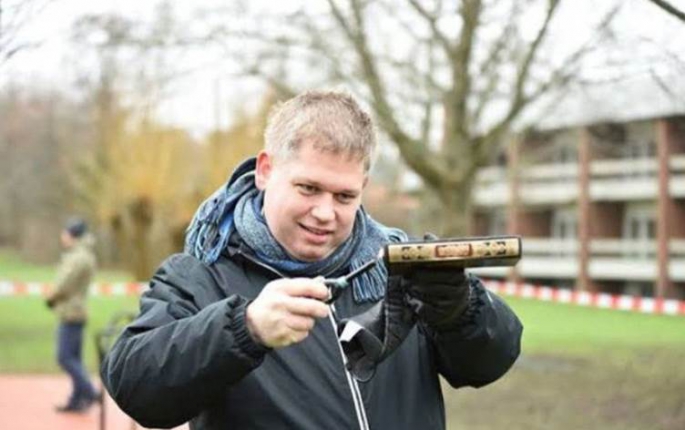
[237,250,370,430]
[329,305,370,430]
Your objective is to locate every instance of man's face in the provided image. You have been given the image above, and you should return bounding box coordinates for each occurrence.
[60,231,75,249]
[255,142,367,262]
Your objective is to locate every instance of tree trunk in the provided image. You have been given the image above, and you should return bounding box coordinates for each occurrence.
[129,197,153,281]
[110,214,128,270]
[170,223,187,254]
[437,180,474,237]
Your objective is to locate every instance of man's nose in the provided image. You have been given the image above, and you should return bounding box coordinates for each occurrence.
[311,196,335,222]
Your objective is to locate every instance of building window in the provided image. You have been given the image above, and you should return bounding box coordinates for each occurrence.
[623,140,654,159]
[622,207,656,259]
[552,209,577,256]
[552,209,577,239]
[554,144,577,164]
[488,210,507,236]
[624,281,653,297]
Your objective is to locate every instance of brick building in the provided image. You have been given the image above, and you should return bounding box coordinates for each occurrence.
[470,77,685,299]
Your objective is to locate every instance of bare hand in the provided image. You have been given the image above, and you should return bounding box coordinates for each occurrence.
[246,278,330,348]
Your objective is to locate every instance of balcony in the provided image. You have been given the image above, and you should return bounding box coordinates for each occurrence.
[472,238,685,283]
[473,154,685,207]
[519,163,578,205]
[472,166,508,207]
[668,155,685,197]
[517,238,579,279]
[669,239,685,280]
[470,238,578,279]
[588,239,656,281]
[590,158,657,201]
[473,163,578,207]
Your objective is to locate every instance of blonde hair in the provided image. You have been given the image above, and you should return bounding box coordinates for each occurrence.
[264,90,377,171]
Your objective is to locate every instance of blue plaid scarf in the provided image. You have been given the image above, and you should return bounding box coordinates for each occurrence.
[184,158,407,303]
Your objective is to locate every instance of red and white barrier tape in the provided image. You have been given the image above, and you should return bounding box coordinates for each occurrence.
[0,281,148,297]
[1,279,684,316]
[483,280,685,317]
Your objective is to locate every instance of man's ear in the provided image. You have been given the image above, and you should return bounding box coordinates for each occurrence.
[255,150,273,190]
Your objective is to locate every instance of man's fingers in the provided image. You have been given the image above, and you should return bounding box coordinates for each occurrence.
[284,296,329,318]
[285,314,316,332]
[423,232,439,241]
[288,330,310,344]
[408,283,465,299]
[276,278,330,301]
[248,278,333,349]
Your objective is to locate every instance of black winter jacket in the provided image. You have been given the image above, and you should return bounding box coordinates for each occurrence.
[101,248,522,430]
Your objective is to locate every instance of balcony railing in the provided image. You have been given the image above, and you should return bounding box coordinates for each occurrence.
[476,237,580,279]
[473,166,509,207]
[590,239,657,258]
[590,157,657,177]
[524,238,659,259]
[670,239,685,256]
[589,239,657,281]
[485,237,685,282]
[524,238,577,256]
[475,154,685,206]
[521,163,577,181]
[474,163,578,206]
[668,155,685,197]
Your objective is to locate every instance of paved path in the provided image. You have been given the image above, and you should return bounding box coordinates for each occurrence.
[0,374,187,430]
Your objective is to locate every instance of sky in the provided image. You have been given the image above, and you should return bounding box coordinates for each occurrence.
[2,0,685,137]
[1,0,258,135]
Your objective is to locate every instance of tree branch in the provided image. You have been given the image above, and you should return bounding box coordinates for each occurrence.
[447,0,482,147]
[0,0,51,66]
[478,3,622,162]
[407,0,454,56]
[510,0,560,116]
[471,0,525,126]
[647,0,685,23]
[327,0,446,189]
[420,41,437,145]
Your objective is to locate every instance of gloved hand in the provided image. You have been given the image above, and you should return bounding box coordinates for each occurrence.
[403,268,470,330]
[45,297,56,309]
[402,233,471,330]
[337,274,416,381]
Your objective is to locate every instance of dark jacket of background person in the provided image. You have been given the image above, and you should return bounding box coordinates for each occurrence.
[47,234,97,322]
[101,245,522,430]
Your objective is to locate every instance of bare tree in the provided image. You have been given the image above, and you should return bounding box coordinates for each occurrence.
[0,85,85,260]
[0,0,51,68]
[67,3,265,279]
[646,0,685,23]
[203,0,620,234]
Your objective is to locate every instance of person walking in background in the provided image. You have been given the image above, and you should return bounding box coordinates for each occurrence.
[46,218,100,413]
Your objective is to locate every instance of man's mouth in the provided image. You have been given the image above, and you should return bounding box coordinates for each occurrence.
[300,224,332,237]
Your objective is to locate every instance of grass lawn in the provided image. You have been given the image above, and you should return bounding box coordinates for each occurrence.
[0,296,140,373]
[514,296,685,355]
[445,297,685,430]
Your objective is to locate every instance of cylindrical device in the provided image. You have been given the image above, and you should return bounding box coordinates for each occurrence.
[384,235,522,275]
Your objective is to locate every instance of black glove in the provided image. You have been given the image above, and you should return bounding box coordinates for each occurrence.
[400,232,471,331]
[337,274,417,381]
[45,297,56,309]
[403,267,471,331]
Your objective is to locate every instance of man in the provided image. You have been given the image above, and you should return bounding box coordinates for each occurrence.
[47,218,100,413]
[101,91,522,429]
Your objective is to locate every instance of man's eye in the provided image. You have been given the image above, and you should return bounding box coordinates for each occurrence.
[336,194,355,204]
[297,184,318,194]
